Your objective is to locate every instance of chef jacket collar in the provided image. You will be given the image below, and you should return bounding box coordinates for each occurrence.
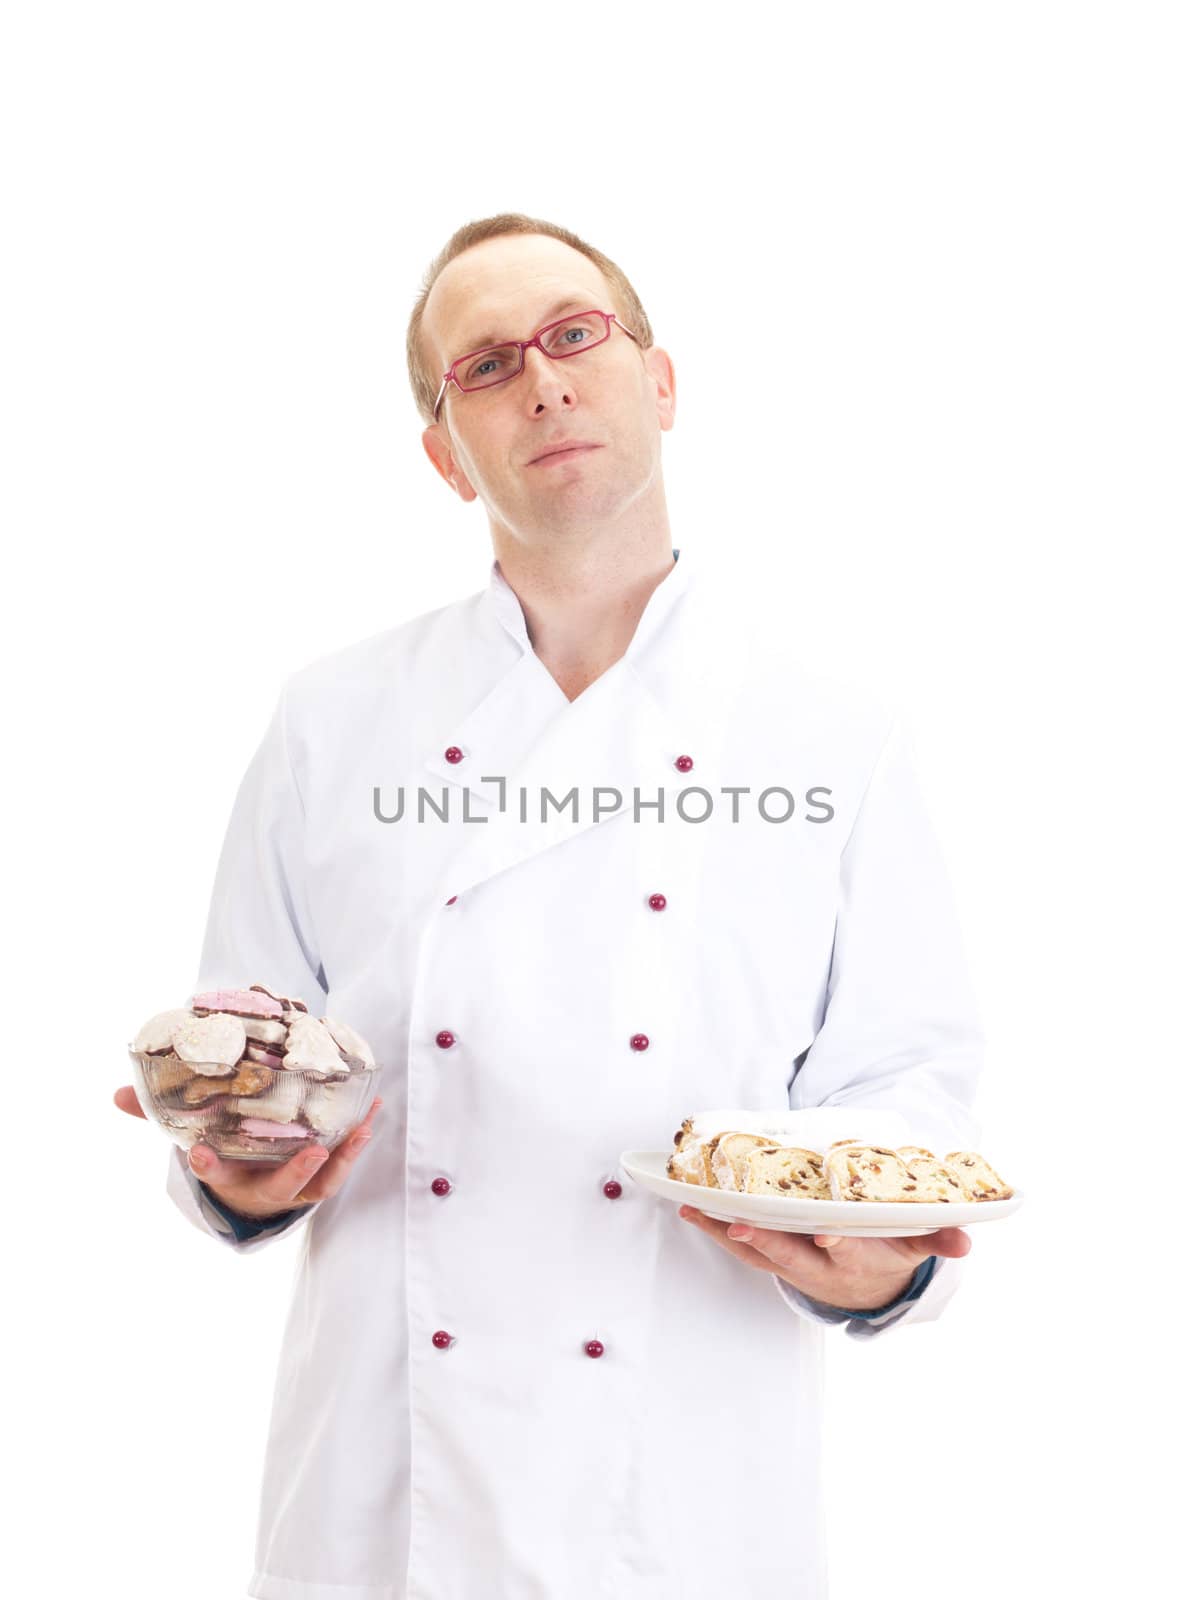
[422,545,740,905]
[485,546,689,659]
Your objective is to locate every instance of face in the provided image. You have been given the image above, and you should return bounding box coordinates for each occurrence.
[420,234,675,550]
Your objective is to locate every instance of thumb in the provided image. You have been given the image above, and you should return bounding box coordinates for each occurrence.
[113,1086,147,1120]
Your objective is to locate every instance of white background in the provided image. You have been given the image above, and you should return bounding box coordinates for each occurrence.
[3,2,1196,1595]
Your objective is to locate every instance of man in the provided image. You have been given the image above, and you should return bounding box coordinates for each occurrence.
[115,212,984,1599]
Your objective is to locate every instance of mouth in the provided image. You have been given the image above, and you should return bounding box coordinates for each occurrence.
[528,443,601,467]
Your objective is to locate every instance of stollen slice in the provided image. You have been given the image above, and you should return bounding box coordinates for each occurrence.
[709,1132,776,1191]
[824,1144,921,1202]
[742,1145,830,1198]
[666,1118,709,1185]
[943,1151,1014,1200]
[899,1154,970,1202]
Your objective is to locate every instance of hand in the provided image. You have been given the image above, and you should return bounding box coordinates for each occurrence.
[678,1203,971,1312]
[113,1086,383,1222]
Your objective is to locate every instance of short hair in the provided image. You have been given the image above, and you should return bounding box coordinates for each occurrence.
[406,211,655,426]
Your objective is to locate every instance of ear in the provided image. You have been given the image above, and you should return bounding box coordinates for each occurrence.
[422,425,477,502]
[642,347,677,433]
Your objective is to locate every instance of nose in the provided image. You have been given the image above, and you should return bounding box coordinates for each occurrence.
[521,342,578,413]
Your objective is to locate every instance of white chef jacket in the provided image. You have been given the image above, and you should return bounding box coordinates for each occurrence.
[167,544,985,1600]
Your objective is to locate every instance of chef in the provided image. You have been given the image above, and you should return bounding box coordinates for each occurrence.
[116,216,986,1599]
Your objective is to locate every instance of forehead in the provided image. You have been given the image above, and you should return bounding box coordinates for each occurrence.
[425,234,612,362]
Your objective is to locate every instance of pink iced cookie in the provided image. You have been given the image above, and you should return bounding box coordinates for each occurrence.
[249,983,309,1013]
[192,988,284,1020]
[239,1118,312,1138]
[244,1041,286,1066]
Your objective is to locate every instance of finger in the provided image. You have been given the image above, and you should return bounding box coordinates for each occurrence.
[812,1233,852,1253]
[679,1205,818,1272]
[681,1206,856,1261]
[923,1226,972,1258]
[188,1142,298,1197]
[334,1094,383,1152]
[264,1142,334,1206]
[188,1097,384,1209]
[876,1226,971,1265]
[286,1097,384,1203]
[185,1134,330,1207]
[113,1086,147,1120]
[724,1220,833,1273]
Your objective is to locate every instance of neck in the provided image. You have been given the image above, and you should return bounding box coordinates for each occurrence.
[492,528,678,704]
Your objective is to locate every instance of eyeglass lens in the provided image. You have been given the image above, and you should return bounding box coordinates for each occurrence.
[455,312,608,391]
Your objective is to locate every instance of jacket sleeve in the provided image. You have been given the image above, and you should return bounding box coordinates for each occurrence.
[167,1146,317,1253]
[775,715,985,1337]
[165,679,328,1252]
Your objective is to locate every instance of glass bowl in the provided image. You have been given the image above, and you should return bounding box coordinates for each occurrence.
[129,1048,380,1162]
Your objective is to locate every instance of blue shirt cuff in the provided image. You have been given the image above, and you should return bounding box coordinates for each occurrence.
[199,1182,312,1242]
[829,1254,938,1320]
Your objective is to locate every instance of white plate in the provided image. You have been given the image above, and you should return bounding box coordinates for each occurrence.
[619,1151,1024,1237]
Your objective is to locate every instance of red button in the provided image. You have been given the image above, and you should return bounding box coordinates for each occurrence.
[629,1033,650,1051]
[432,1330,454,1349]
[446,895,458,905]
[674,754,693,772]
[603,1181,622,1199]
[431,1178,452,1196]
[444,746,464,764]
[436,1031,456,1049]
[648,893,667,911]
[584,1340,605,1358]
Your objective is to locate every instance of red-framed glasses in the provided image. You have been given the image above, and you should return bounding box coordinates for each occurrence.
[433,308,638,421]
